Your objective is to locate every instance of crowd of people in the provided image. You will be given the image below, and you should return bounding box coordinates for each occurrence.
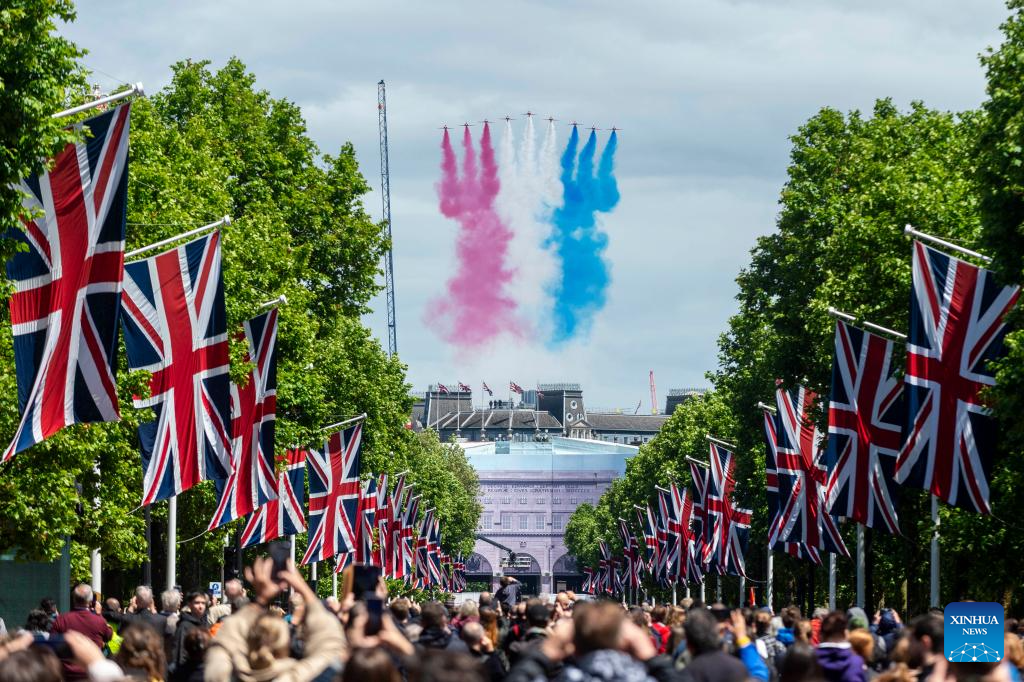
[0,566,1021,682]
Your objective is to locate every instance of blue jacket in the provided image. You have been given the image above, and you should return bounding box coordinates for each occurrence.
[776,627,795,646]
[816,643,866,682]
[738,641,770,682]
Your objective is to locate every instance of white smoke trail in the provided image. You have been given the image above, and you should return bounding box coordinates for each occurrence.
[496,118,558,317]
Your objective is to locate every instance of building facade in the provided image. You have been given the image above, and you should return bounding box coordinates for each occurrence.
[461,437,638,595]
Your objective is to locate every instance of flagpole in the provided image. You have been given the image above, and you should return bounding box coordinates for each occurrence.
[167,497,177,591]
[856,525,865,608]
[739,576,746,607]
[672,584,677,606]
[52,83,144,119]
[322,413,368,432]
[828,553,837,610]
[904,224,992,263]
[90,463,102,595]
[716,575,721,602]
[699,580,705,604]
[930,495,940,608]
[332,561,338,598]
[125,216,231,259]
[767,552,774,611]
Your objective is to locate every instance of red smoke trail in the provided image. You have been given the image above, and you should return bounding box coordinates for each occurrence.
[428,122,520,347]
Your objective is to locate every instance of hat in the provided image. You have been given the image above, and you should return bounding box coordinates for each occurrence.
[846,607,869,630]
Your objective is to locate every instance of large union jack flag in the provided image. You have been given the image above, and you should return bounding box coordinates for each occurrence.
[763,408,821,564]
[896,241,1019,514]
[826,321,903,533]
[301,423,363,564]
[656,486,680,583]
[5,106,131,461]
[635,504,657,575]
[581,566,595,595]
[121,231,231,504]
[240,447,306,548]
[703,443,752,577]
[209,309,280,530]
[775,386,849,557]
[689,460,710,571]
[357,476,380,565]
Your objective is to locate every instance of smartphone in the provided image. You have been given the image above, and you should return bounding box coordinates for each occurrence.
[352,564,381,598]
[32,634,72,660]
[268,540,290,581]
[365,597,383,636]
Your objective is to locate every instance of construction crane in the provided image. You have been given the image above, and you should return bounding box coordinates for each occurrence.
[649,370,658,415]
[378,80,398,358]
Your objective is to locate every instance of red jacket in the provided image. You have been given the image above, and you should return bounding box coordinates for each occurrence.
[53,608,112,679]
[651,622,671,654]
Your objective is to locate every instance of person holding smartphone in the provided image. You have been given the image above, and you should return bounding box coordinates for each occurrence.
[204,557,346,682]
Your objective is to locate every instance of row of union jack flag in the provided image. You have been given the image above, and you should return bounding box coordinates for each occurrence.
[580,440,752,596]
[435,381,525,397]
[764,238,1019,565]
[3,105,467,590]
[239,422,463,590]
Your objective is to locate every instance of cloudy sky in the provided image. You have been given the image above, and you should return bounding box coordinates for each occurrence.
[62,1,1009,410]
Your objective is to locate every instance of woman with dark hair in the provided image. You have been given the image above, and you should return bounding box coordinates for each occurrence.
[342,647,401,682]
[24,609,52,638]
[116,622,168,681]
[171,628,210,681]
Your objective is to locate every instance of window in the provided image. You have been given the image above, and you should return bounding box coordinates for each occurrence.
[535,515,545,530]
[569,497,578,505]
[502,496,512,504]
[483,497,492,504]
[536,497,545,504]
[519,515,529,530]
[518,496,528,504]
[501,512,511,530]
[554,514,565,531]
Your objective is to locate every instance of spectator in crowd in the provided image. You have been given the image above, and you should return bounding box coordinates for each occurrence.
[796,620,814,645]
[479,606,510,680]
[0,643,63,682]
[873,610,902,656]
[757,608,787,671]
[391,597,411,633]
[342,647,402,682]
[480,592,494,610]
[124,586,169,638]
[462,620,504,677]
[495,577,522,613]
[779,607,801,647]
[171,628,210,682]
[815,612,866,682]
[160,589,182,657]
[682,607,752,682]
[780,643,826,682]
[52,583,112,680]
[170,591,209,671]
[23,609,53,639]
[116,621,167,681]
[206,579,245,625]
[453,600,481,632]
[508,601,552,663]
[906,614,944,682]
[419,600,470,653]
[651,606,672,655]
[847,630,876,680]
[40,597,59,622]
[810,608,829,647]
[205,556,345,681]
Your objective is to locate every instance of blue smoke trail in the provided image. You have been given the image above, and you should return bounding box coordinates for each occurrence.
[546,128,619,344]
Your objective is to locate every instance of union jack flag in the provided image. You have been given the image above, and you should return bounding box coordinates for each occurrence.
[635,504,657,573]
[332,552,354,574]
[452,556,467,592]
[209,310,280,530]
[427,516,443,586]
[581,566,595,595]
[5,105,131,461]
[509,381,524,395]
[301,423,363,564]
[598,541,612,594]
[437,383,450,394]
[763,408,821,563]
[689,460,709,570]
[675,484,704,583]
[387,475,409,578]
[775,386,849,558]
[401,494,421,581]
[458,382,471,392]
[618,518,638,589]
[482,381,493,396]
[121,231,231,504]
[416,509,435,585]
[240,447,306,548]
[357,477,380,565]
[704,443,752,576]
[826,321,903,534]
[657,486,680,582]
[896,241,1019,514]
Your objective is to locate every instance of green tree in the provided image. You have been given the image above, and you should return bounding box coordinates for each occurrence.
[0,0,86,263]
